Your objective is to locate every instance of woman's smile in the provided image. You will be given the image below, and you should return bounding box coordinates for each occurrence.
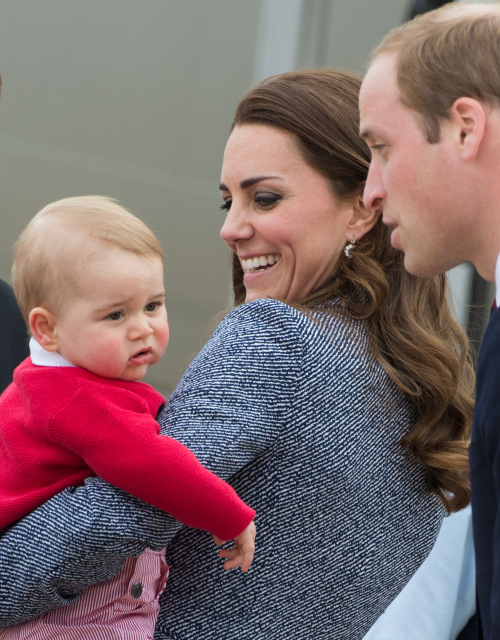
[220,124,353,303]
[239,254,281,273]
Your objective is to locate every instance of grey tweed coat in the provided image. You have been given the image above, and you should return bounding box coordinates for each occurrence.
[0,299,443,639]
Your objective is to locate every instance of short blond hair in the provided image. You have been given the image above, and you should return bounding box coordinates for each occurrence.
[372,2,500,143]
[12,196,163,325]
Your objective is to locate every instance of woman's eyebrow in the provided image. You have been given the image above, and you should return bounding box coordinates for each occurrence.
[219,176,283,191]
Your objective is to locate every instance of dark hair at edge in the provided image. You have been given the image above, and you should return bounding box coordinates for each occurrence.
[229,68,473,513]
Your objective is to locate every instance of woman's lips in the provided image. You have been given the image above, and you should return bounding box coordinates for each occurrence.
[240,254,281,273]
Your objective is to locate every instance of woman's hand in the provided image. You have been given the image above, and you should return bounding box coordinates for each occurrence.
[213,520,256,572]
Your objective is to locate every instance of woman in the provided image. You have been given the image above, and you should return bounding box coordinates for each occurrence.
[0,70,473,639]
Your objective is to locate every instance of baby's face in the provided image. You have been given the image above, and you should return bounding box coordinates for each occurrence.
[54,247,169,381]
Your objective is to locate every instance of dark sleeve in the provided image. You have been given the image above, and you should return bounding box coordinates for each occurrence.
[471,309,500,639]
[0,300,304,626]
[0,280,29,394]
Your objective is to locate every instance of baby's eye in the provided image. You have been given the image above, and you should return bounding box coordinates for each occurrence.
[145,301,161,312]
[107,311,123,321]
[220,198,232,211]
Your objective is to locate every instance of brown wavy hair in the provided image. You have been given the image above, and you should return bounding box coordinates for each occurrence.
[230,69,474,512]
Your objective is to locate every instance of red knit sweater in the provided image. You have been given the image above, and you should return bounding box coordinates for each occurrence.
[0,359,255,539]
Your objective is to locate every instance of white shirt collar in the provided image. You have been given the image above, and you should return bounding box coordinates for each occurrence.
[496,253,500,308]
[29,337,75,368]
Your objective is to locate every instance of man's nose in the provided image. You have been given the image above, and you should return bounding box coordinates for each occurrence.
[363,164,386,212]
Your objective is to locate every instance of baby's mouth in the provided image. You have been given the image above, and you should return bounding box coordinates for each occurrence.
[241,254,281,273]
[130,346,153,362]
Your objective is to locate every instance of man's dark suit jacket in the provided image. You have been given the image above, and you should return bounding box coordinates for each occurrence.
[0,279,29,394]
[471,306,500,639]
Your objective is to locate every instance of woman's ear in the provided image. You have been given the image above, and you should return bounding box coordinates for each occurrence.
[346,195,381,241]
[29,307,60,352]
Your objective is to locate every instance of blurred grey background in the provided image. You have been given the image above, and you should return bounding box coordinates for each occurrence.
[0,0,490,395]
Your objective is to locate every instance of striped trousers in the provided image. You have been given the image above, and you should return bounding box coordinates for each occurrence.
[0,548,168,639]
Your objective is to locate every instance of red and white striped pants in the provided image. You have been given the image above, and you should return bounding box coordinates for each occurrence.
[0,547,168,640]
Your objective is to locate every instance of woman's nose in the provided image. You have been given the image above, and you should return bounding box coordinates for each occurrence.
[220,205,254,245]
[363,164,386,212]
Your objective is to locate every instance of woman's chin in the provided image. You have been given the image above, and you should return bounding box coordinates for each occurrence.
[243,264,282,302]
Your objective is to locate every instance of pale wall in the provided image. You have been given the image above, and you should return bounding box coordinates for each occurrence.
[0,0,408,394]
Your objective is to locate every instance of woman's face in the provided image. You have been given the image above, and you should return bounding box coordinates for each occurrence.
[220,124,359,303]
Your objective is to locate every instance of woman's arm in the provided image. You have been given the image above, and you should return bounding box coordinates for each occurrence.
[0,478,182,626]
[0,299,305,626]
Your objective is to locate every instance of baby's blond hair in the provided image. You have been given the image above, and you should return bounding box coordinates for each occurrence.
[12,196,163,325]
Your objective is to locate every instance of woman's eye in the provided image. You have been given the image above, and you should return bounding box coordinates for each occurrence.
[107,311,123,321]
[255,194,282,209]
[371,144,386,154]
[145,302,160,312]
[220,199,232,211]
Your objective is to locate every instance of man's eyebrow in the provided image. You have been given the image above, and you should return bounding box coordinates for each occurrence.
[359,128,372,141]
[219,176,283,191]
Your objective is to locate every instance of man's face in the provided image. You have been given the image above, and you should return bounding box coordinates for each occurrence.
[359,54,471,277]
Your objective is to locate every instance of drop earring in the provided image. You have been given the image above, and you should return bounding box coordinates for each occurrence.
[344,237,356,259]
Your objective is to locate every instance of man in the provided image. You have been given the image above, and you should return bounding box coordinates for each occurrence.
[359,4,500,639]
[0,279,29,393]
[406,0,449,20]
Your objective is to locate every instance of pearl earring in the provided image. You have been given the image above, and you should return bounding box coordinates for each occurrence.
[344,237,356,259]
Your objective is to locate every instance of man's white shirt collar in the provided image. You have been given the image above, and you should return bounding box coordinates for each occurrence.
[29,338,75,368]
[495,253,500,309]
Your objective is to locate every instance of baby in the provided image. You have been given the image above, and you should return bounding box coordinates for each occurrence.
[0,196,255,639]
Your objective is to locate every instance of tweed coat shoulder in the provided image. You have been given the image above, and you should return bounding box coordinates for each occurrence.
[0,299,443,639]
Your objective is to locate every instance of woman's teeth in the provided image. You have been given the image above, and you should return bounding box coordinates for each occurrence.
[241,254,281,273]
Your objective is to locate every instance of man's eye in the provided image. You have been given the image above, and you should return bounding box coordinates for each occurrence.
[145,302,160,312]
[220,199,232,211]
[108,311,123,321]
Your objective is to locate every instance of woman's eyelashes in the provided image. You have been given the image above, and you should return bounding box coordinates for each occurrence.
[220,193,283,211]
[255,193,283,209]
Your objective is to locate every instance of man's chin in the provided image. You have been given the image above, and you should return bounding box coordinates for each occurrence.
[403,253,446,278]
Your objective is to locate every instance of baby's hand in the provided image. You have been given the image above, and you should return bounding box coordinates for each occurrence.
[213,520,256,572]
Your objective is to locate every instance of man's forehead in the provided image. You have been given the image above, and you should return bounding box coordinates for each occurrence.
[359,54,401,138]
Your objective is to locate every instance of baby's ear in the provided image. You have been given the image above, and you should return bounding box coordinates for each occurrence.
[29,308,59,351]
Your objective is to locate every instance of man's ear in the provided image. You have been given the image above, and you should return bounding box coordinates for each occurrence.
[449,97,486,161]
[346,195,381,242]
[29,307,59,352]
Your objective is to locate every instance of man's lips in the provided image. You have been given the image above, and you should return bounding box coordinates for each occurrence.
[129,346,153,366]
[389,225,400,248]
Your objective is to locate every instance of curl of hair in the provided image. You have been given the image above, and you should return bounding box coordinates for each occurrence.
[231,69,474,512]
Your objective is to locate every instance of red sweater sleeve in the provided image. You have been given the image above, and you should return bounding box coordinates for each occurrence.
[50,383,255,541]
